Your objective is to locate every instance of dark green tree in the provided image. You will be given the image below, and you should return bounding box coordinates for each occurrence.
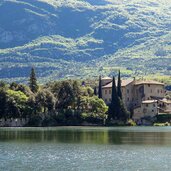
[27,95,36,116]
[17,84,33,97]
[94,87,97,96]
[10,82,18,90]
[57,81,74,109]
[35,89,56,114]
[118,98,129,122]
[72,81,81,109]
[0,88,7,118]
[0,81,7,88]
[6,89,28,118]
[108,76,119,120]
[89,96,108,114]
[29,67,39,93]
[98,76,102,99]
[0,81,8,117]
[117,70,122,99]
[45,90,56,112]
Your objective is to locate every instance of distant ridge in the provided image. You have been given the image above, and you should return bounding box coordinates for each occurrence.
[0,0,170,82]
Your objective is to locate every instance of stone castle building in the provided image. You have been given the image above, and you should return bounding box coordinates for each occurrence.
[100,77,170,121]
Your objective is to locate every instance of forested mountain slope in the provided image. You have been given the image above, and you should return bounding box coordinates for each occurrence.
[0,0,170,82]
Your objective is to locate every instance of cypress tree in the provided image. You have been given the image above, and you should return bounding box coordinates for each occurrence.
[98,76,102,99]
[94,87,97,96]
[108,76,119,120]
[118,98,129,122]
[117,71,129,122]
[117,70,122,99]
[29,67,38,93]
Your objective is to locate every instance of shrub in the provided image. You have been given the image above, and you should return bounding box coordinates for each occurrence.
[27,115,42,127]
[126,119,136,126]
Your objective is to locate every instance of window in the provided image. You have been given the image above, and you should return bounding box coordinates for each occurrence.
[151,89,152,93]
[109,90,111,94]
[153,104,156,107]
[127,97,129,101]
[148,84,150,87]
[105,90,107,94]
[127,89,129,94]
[152,110,154,112]
[158,90,160,93]
[146,104,148,107]
[105,99,107,102]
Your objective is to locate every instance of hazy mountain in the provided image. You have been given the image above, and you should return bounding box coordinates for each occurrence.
[0,0,171,82]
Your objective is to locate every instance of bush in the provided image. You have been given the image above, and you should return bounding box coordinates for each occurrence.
[81,112,104,124]
[27,115,42,127]
[42,115,57,127]
[126,119,136,126]
[156,114,171,123]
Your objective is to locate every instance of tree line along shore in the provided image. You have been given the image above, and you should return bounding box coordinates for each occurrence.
[0,68,133,127]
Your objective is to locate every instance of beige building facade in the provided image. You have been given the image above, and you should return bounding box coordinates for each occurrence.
[100,77,167,120]
[133,100,158,120]
[158,99,171,114]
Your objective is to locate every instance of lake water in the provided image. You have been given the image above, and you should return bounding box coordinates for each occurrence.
[1,127,171,171]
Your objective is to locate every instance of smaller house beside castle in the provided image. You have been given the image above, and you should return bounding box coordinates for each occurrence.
[100,77,171,121]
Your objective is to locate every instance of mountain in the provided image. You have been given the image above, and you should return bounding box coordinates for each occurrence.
[0,0,171,83]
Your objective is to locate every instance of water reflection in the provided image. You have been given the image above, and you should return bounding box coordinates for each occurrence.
[1,127,171,145]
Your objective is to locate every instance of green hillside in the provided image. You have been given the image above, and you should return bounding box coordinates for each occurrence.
[0,0,170,83]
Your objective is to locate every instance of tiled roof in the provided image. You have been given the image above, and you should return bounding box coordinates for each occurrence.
[142,100,158,104]
[159,99,171,104]
[101,76,112,80]
[134,80,164,86]
[102,79,134,88]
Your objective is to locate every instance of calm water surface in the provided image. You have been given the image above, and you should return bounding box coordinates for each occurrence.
[1,126,171,171]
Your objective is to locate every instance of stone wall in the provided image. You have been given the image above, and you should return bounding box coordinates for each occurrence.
[0,118,29,127]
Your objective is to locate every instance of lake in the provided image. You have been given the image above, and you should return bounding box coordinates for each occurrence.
[1,127,171,171]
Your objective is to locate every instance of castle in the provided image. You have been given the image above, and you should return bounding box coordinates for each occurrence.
[100,77,171,121]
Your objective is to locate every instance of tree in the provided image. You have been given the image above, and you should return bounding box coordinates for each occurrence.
[108,75,128,122]
[17,84,33,97]
[108,76,119,120]
[45,90,56,112]
[0,88,7,118]
[73,81,81,109]
[0,82,8,118]
[29,67,39,93]
[98,76,102,99]
[89,96,108,114]
[35,89,56,114]
[27,95,36,116]
[6,90,28,118]
[118,98,129,122]
[10,82,18,90]
[0,81,7,88]
[117,70,122,99]
[94,87,97,96]
[86,86,94,97]
[57,81,74,109]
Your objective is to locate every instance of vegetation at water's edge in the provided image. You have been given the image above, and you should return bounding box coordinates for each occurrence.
[0,68,131,126]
